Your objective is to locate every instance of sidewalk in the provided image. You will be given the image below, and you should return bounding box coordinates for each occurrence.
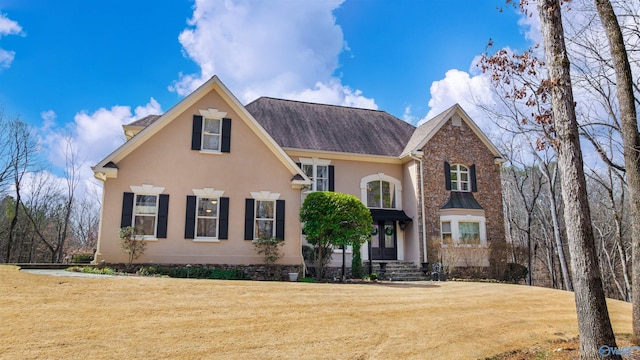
[20,269,118,278]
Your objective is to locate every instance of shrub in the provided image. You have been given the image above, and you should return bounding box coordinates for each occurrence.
[71,253,94,264]
[168,267,248,280]
[253,237,285,280]
[351,245,363,279]
[119,226,146,267]
[504,263,528,283]
[66,266,117,275]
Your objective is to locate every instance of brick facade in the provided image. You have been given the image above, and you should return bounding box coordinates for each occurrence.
[418,118,505,264]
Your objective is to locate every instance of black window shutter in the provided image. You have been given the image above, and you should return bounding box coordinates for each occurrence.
[221,118,232,153]
[244,198,255,240]
[191,115,203,150]
[157,194,169,238]
[184,196,196,239]
[470,164,478,192]
[328,165,335,192]
[444,161,452,190]
[276,200,285,240]
[219,197,229,239]
[121,192,134,228]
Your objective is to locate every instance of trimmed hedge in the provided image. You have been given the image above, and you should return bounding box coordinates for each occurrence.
[136,265,249,280]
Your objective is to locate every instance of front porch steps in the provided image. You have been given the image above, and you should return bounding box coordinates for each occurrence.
[365,261,427,281]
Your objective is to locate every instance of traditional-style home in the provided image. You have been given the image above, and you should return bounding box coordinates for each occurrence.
[92,76,505,278]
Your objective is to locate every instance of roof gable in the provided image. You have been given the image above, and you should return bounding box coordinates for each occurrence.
[245,97,416,157]
[402,104,503,160]
[93,76,309,184]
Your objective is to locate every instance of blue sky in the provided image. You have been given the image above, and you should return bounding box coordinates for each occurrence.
[0,0,534,194]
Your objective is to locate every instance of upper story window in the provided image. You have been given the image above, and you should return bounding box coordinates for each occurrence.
[366,180,396,209]
[202,118,221,151]
[191,108,232,153]
[302,164,329,191]
[450,164,470,192]
[360,174,403,210]
[299,158,333,192]
[445,162,477,192]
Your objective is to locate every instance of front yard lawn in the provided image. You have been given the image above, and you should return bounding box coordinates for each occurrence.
[0,265,632,359]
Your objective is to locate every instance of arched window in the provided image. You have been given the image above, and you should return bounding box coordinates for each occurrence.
[450,164,470,192]
[360,174,402,209]
[367,180,395,209]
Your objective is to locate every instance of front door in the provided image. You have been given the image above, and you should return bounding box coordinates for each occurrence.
[370,221,397,260]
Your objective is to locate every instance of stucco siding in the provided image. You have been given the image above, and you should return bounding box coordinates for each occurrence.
[95,90,302,265]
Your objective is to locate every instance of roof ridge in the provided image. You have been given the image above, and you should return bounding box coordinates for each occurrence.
[251,96,390,114]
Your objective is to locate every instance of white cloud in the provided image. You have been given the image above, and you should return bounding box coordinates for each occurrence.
[40,110,56,130]
[0,48,14,68]
[420,69,496,131]
[38,99,162,199]
[0,12,22,35]
[0,12,23,69]
[171,0,376,108]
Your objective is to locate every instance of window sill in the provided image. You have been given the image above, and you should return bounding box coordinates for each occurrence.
[199,150,223,155]
[441,243,487,248]
[193,238,220,243]
[140,237,158,242]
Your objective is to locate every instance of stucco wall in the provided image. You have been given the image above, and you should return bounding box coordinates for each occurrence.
[95,90,303,265]
[296,157,420,266]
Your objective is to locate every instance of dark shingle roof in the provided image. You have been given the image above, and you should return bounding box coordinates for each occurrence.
[128,115,162,127]
[245,97,416,157]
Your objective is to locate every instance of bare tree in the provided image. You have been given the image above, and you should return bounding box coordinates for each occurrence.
[537,0,620,358]
[4,119,37,263]
[593,0,640,342]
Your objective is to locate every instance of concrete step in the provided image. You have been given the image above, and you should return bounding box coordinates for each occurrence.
[366,261,428,281]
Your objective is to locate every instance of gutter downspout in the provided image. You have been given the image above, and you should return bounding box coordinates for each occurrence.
[410,151,428,264]
[300,189,307,278]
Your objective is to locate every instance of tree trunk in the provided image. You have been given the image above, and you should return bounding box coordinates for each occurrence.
[594,0,640,342]
[537,0,621,358]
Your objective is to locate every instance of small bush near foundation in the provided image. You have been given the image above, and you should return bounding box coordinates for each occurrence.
[66,266,117,275]
[71,253,94,264]
[135,266,248,280]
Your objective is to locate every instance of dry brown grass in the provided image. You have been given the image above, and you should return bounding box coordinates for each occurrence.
[0,265,633,360]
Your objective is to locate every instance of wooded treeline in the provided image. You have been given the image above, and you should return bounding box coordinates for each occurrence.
[0,113,100,264]
[479,0,639,304]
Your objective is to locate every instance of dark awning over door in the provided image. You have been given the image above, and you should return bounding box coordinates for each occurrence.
[369,209,412,222]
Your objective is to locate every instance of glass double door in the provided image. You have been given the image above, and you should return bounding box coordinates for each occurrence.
[370,221,397,260]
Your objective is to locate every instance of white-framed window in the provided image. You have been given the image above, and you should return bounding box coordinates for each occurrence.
[440,215,486,246]
[450,164,470,192]
[360,174,402,210]
[196,197,219,239]
[366,180,395,209]
[134,194,158,238]
[302,164,329,191]
[299,158,331,192]
[441,221,452,243]
[202,118,221,151]
[459,222,480,245]
[255,200,275,239]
